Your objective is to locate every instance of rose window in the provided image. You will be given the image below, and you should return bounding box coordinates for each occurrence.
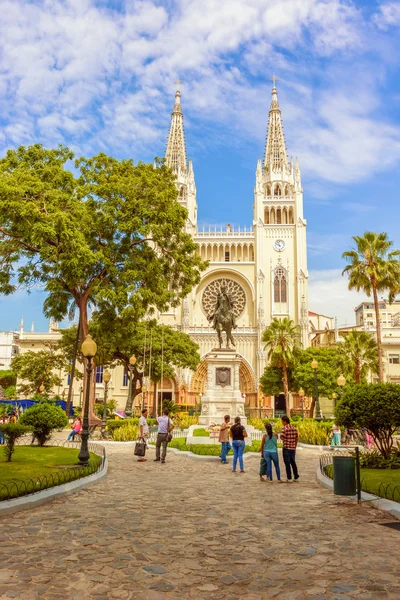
[202,278,246,319]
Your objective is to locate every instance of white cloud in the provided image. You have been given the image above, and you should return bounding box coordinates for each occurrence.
[373,2,400,30]
[0,0,398,188]
[308,268,365,325]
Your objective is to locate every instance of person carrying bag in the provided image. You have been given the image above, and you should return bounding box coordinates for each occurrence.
[154,409,174,464]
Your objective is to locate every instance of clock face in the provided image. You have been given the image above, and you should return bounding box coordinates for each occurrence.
[274,239,285,252]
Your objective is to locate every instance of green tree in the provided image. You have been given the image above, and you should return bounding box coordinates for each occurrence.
[0,145,206,413]
[342,232,400,382]
[11,350,68,398]
[335,383,400,458]
[292,346,354,405]
[59,317,200,414]
[0,370,16,389]
[0,423,31,462]
[19,403,68,446]
[262,317,301,403]
[339,331,378,384]
[259,365,294,397]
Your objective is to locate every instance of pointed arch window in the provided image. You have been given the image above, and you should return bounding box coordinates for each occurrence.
[274,267,287,303]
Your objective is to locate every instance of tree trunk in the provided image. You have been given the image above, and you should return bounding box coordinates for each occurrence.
[282,363,289,414]
[66,317,80,417]
[77,295,100,424]
[372,282,384,382]
[354,359,361,384]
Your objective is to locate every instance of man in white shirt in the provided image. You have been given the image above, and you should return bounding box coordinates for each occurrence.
[138,409,149,463]
[154,409,174,464]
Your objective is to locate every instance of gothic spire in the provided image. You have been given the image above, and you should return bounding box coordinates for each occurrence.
[264,81,288,171]
[165,84,187,173]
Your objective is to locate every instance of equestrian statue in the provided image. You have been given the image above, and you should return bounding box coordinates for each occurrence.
[208,284,237,349]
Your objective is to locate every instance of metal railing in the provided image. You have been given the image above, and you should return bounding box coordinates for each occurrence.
[1,439,106,503]
[320,448,400,504]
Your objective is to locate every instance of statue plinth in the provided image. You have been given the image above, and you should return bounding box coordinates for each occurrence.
[199,349,247,426]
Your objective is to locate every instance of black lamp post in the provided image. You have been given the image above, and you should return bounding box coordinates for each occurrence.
[311,359,323,422]
[101,369,111,439]
[78,334,97,466]
[125,355,137,416]
[337,374,346,401]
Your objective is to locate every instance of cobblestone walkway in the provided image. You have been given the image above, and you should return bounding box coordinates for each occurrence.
[1,445,400,600]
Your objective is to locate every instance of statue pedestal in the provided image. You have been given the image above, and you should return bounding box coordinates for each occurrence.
[199,349,247,426]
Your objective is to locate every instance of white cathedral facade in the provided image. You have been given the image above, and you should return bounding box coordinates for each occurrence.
[158,83,309,415]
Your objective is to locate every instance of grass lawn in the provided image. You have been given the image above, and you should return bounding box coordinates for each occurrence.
[324,464,400,502]
[0,446,100,500]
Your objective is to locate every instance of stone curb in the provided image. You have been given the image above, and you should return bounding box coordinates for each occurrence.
[162,447,262,462]
[0,457,109,516]
[316,465,400,520]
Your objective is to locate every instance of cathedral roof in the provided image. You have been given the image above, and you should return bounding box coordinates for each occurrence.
[165,83,187,173]
[264,81,288,172]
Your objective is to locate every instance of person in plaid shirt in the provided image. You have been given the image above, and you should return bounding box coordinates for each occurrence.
[280,416,299,482]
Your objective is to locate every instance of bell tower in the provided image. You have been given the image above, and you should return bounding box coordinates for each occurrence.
[254,79,309,348]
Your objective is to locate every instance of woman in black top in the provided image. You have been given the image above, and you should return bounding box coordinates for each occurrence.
[230,416,247,473]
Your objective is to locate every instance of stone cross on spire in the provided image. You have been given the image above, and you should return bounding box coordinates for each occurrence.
[264,78,288,171]
[165,79,187,173]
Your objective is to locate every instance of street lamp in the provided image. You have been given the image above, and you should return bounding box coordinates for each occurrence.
[78,334,97,466]
[298,388,305,420]
[101,369,111,439]
[332,392,337,410]
[125,355,137,416]
[141,385,147,411]
[337,374,346,401]
[311,359,323,422]
[39,383,45,394]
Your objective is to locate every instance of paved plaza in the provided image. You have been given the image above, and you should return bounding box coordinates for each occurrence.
[1,445,400,600]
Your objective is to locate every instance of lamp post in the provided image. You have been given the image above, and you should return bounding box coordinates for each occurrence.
[198,392,203,416]
[78,334,97,466]
[332,392,337,411]
[337,374,346,401]
[298,388,305,420]
[101,369,111,439]
[311,359,323,422]
[125,355,137,416]
[141,385,147,411]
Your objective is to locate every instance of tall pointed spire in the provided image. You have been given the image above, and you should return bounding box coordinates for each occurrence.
[165,82,187,173]
[264,80,288,171]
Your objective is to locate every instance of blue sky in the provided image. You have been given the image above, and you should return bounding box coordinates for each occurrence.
[0,0,400,331]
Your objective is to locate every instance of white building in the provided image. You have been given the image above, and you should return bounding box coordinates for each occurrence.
[0,331,19,370]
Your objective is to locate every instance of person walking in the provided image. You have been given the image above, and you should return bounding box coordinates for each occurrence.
[67,417,82,441]
[219,414,231,464]
[280,415,299,482]
[261,422,282,482]
[137,408,149,462]
[154,409,174,464]
[230,416,247,473]
[331,423,341,447]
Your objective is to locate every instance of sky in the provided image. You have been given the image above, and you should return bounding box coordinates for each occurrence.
[0,0,400,332]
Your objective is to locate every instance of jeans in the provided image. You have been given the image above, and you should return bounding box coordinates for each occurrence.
[232,440,245,471]
[156,433,168,461]
[264,450,281,480]
[67,430,79,441]
[283,448,299,480]
[0,431,4,445]
[331,433,341,446]
[220,441,230,463]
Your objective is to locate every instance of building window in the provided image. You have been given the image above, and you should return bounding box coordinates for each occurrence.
[95,366,104,384]
[274,267,287,303]
[123,369,129,386]
[367,313,373,317]
[389,354,400,364]
[225,251,230,262]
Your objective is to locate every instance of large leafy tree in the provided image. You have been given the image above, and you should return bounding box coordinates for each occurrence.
[259,365,294,397]
[335,383,400,458]
[342,232,400,382]
[59,316,200,414]
[262,317,301,404]
[11,350,68,398]
[339,331,378,384]
[0,145,205,415]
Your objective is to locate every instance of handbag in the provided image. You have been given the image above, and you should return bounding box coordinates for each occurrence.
[134,438,146,457]
[167,418,173,443]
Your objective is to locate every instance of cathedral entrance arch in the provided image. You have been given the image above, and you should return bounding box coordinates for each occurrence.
[190,353,256,396]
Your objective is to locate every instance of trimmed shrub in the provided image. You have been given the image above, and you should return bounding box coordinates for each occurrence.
[112,424,138,441]
[20,404,68,446]
[0,423,31,462]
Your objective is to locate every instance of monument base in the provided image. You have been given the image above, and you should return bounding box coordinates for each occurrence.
[199,349,247,426]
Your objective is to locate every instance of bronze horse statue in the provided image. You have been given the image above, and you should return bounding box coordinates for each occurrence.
[208,285,237,349]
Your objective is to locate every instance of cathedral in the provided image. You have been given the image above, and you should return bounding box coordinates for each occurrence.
[158,82,309,416]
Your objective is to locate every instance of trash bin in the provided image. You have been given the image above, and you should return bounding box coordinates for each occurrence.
[333,456,356,496]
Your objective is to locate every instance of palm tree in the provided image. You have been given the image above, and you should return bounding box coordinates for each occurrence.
[262,317,302,406]
[339,331,378,384]
[342,232,400,382]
